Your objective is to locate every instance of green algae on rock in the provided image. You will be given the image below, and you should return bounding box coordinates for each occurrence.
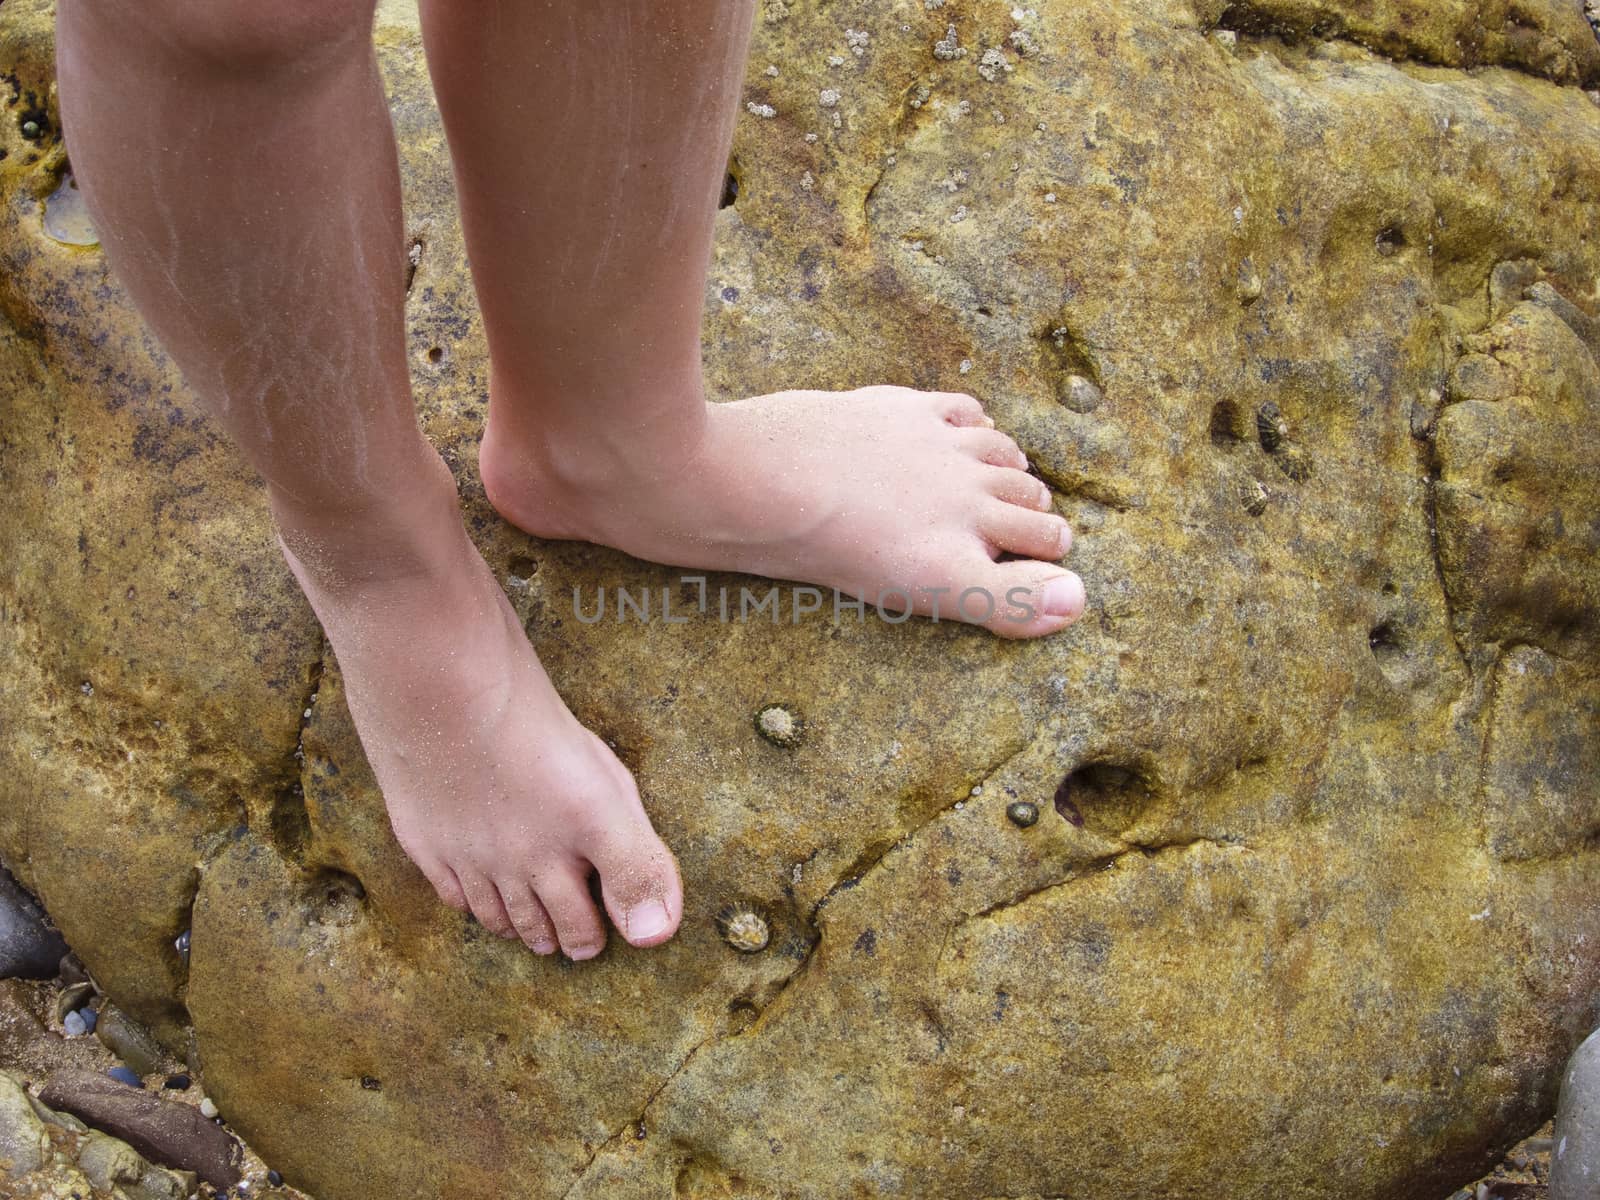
[1,0,1598,1197]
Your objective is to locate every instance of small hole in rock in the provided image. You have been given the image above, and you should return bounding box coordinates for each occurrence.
[359,1076,381,1091]
[720,172,739,208]
[427,346,444,363]
[302,869,366,927]
[1369,620,1403,660]
[1054,762,1154,838]
[1209,400,1242,446]
[508,554,539,578]
[1376,227,1406,257]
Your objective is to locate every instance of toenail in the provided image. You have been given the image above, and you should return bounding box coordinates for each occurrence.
[1042,574,1085,619]
[625,900,672,942]
[531,939,557,955]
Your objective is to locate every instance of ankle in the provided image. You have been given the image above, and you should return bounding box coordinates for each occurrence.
[480,381,711,504]
[269,446,473,595]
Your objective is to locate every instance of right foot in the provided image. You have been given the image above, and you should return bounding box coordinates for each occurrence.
[273,448,682,960]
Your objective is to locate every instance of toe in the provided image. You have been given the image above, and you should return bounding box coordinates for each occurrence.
[974,561,1087,639]
[588,830,684,949]
[955,427,1028,469]
[983,466,1054,511]
[536,868,609,961]
[497,880,559,954]
[979,501,1072,561]
[461,871,518,938]
[934,392,992,427]
[423,863,471,914]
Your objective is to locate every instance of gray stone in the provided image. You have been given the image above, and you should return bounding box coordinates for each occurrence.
[0,864,66,980]
[1554,1027,1600,1200]
[95,1003,165,1076]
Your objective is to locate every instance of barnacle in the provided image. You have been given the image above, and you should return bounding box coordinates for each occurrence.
[754,704,804,748]
[1256,402,1289,452]
[716,903,771,953]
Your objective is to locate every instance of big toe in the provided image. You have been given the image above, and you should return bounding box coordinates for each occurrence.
[590,829,684,948]
[976,561,1087,639]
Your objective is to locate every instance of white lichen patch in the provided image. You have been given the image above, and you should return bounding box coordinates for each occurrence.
[933,24,966,60]
[747,102,777,118]
[978,48,1013,82]
[845,28,871,56]
[819,87,841,107]
[1009,29,1040,56]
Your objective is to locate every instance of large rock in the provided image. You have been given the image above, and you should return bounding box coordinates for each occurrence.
[2,0,1599,1197]
[0,866,68,980]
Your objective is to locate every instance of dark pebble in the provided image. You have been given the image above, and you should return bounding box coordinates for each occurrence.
[268,1169,283,1187]
[164,1073,191,1091]
[107,1066,143,1088]
[80,1007,98,1034]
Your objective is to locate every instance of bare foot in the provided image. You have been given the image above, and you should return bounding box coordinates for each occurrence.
[480,387,1086,638]
[274,449,682,960]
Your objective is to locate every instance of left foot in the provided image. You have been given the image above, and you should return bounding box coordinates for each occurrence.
[479,386,1086,639]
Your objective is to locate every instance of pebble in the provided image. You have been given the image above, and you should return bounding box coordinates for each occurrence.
[1553,1026,1599,1199]
[63,1009,88,1037]
[200,1097,219,1119]
[80,1006,98,1034]
[56,980,94,1023]
[107,1066,143,1088]
[268,1169,283,1187]
[0,865,69,980]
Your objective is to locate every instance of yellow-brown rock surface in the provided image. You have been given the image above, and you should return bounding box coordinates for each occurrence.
[2,1,1598,1196]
